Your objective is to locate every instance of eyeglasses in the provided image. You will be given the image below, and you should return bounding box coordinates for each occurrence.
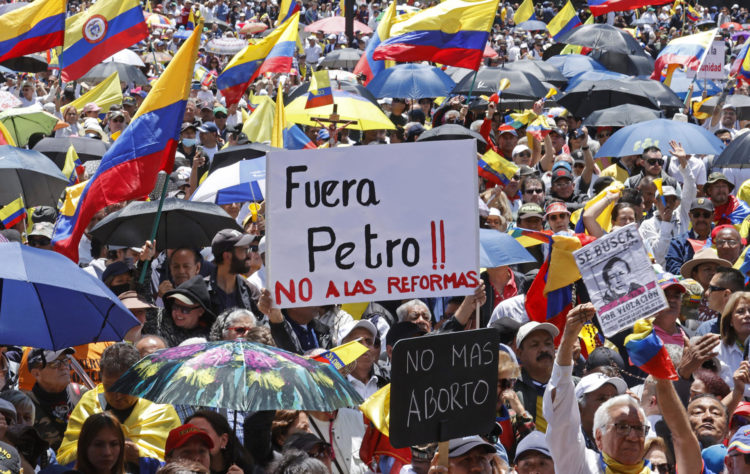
[173,303,202,314]
[498,378,516,390]
[516,152,531,158]
[112,118,125,123]
[28,238,51,247]
[596,131,611,139]
[708,285,728,293]
[720,137,731,144]
[691,211,712,219]
[608,422,649,437]
[651,463,674,474]
[548,213,568,222]
[716,239,739,247]
[45,359,71,370]
[249,245,259,252]
[524,188,544,194]
[646,158,665,166]
[227,326,252,335]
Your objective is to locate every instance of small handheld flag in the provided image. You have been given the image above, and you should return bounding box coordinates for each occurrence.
[62,145,83,185]
[0,196,26,228]
[624,318,679,380]
[306,70,334,109]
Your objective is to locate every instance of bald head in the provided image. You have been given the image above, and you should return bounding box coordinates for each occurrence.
[135,335,168,357]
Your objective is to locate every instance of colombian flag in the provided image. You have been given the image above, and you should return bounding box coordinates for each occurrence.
[513,0,536,24]
[731,42,750,84]
[306,70,334,109]
[587,0,671,16]
[686,5,701,22]
[373,0,499,71]
[276,0,300,26]
[67,71,123,114]
[354,1,396,85]
[0,196,26,229]
[0,0,65,62]
[652,29,716,80]
[310,340,368,370]
[624,318,679,380]
[60,0,148,82]
[478,149,518,187]
[52,21,202,262]
[62,145,83,185]
[548,1,582,42]
[217,12,299,107]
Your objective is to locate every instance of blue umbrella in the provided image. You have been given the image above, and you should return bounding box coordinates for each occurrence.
[479,229,535,268]
[366,63,456,99]
[545,55,607,79]
[565,70,628,91]
[596,119,724,158]
[191,158,266,204]
[0,243,140,350]
[666,69,721,100]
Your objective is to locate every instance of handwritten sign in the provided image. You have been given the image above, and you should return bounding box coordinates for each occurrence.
[573,223,667,337]
[265,141,480,308]
[389,329,499,448]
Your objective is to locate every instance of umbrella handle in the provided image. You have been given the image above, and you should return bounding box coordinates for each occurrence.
[138,172,169,284]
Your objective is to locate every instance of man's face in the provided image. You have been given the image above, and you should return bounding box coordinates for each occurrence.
[689,209,713,236]
[109,116,125,133]
[605,261,630,297]
[716,228,742,263]
[706,273,731,313]
[199,131,217,147]
[551,177,574,199]
[641,151,663,177]
[581,383,619,434]
[214,112,227,129]
[722,109,737,128]
[168,438,211,469]
[708,181,730,206]
[498,132,518,155]
[519,216,543,231]
[717,132,732,147]
[693,263,719,290]
[726,449,750,474]
[449,447,493,474]
[343,327,378,372]
[659,287,683,319]
[169,249,200,286]
[515,452,555,474]
[522,180,545,205]
[516,330,555,381]
[547,211,570,233]
[513,149,532,166]
[228,247,251,275]
[101,371,138,411]
[550,132,564,152]
[405,306,432,333]
[688,397,728,446]
[639,184,656,209]
[31,356,71,393]
[596,405,647,465]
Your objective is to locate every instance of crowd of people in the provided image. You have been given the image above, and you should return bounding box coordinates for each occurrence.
[0,0,750,473]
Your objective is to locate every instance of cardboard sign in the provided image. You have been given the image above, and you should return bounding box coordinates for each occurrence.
[686,40,725,80]
[265,141,480,308]
[573,223,667,337]
[389,329,499,448]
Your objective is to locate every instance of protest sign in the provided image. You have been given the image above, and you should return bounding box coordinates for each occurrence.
[573,223,667,337]
[389,328,499,448]
[265,141,480,308]
[686,41,725,80]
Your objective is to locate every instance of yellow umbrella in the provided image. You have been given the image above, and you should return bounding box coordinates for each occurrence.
[285,90,395,131]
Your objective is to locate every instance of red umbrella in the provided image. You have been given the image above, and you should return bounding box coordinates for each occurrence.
[240,22,268,35]
[483,43,498,58]
[303,16,372,34]
[721,22,742,30]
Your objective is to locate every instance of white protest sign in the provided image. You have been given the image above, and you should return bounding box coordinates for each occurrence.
[266,141,480,308]
[573,223,667,337]
[686,40,725,80]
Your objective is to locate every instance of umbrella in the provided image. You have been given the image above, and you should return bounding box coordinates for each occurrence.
[191,158,266,204]
[698,94,750,121]
[145,12,173,28]
[82,62,149,86]
[326,69,358,82]
[366,63,456,99]
[205,37,248,55]
[712,131,750,169]
[479,229,535,268]
[590,50,655,76]
[583,104,661,127]
[0,91,21,111]
[109,340,364,411]
[240,22,269,35]
[556,24,647,55]
[318,48,362,70]
[304,16,372,34]
[103,49,146,67]
[287,79,378,105]
[210,143,279,174]
[565,70,628,91]
[631,17,656,25]
[483,43,499,59]
[0,105,66,147]
[0,146,67,207]
[721,22,742,30]
[558,78,682,117]
[206,18,231,31]
[499,60,568,89]
[595,119,724,158]
[143,51,173,64]
[89,198,243,252]
[416,124,487,153]
[451,68,549,100]
[545,55,607,78]
[285,89,395,131]
[0,53,48,73]
[0,242,140,350]
[443,66,475,83]
[32,137,110,170]
[514,20,548,31]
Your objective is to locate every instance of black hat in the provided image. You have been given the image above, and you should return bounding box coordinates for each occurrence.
[211,228,253,255]
[123,96,137,107]
[385,321,426,347]
[690,197,714,213]
[101,260,132,283]
[551,168,573,183]
[585,346,625,371]
[31,206,57,224]
[0,441,20,474]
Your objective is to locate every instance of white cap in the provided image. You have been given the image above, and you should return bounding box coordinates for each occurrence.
[337,319,378,346]
[258,236,266,255]
[661,185,679,198]
[574,372,627,400]
[489,207,502,217]
[512,144,531,156]
[514,431,551,461]
[515,321,559,347]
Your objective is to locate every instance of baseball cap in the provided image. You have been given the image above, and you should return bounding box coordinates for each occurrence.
[211,228,253,255]
[447,436,495,458]
[337,319,378,345]
[284,432,330,452]
[197,122,219,133]
[109,110,125,120]
[497,124,517,136]
[660,185,679,198]
[213,105,228,116]
[489,317,522,346]
[118,290,156,311]
[730,402,750,430]
[28,222,54,239]
[574,372,627,400]
[165,424,214,455]
[728,424,750,455]
[82,102,101,114]
[180,122,197,133]
[0,441,21,474]
[690,197,714,213]
[512,144,530,157]
[514,431,551,462]
[28,347,74,369]
[518,164,537,177]
[551,168,573,183]
[123,96,137,107]
[0,400,16,424]
[385,321,426,347]
[585,346,625,372]
[657,272,687,293]
[31,206,57,224]
[518,203,544,219]
[544,201,570,217]
[102,261,132,283]
[515,321,559,347]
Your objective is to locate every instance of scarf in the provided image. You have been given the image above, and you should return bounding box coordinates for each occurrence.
[600,452,651,474]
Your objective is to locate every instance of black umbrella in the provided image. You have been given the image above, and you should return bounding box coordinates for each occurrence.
[452,68,549,100]
[209,143,281,174]
[416,124,487,153]
[583,104,661,127]
[499,60,568,89]
[558,78,681,117]
[0,54,48,73]
[443,66,474,83]
[711,132,750,169]
[287,79,378,105]
[82,62,149,86]
[318,48,363,70]
[556,24,647,55]
[89,199,242,252]
[32,137,110,170]
[590,50,655,77]
[698,94,750,121]
[0,146,67,207]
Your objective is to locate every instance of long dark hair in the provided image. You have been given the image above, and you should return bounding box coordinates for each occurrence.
[186,410,255,473]
[76,412,125,474]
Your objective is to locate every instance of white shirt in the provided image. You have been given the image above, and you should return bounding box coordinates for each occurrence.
[305,43,322,64]
[718,341,750,399]
[309,412,369,474]
[248,265,265,290]
[666,155,707,187]
[346,373,380,400]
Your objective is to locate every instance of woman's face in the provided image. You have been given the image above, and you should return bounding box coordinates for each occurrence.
[731,300,750,340]
[65,109,78,125]
[16,403,33,427]
[171,301,204,329]
[189,416,226,456]
[87,427,121,474]
[614,207,636,228]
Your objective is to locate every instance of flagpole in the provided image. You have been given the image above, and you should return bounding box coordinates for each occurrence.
[466,69,479,101]
[138,171,169,284]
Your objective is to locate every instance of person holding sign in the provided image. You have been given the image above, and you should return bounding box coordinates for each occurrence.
[543,303,705,474]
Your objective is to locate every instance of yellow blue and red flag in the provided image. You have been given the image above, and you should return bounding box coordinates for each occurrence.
[0,196,26,228]
[217,12,299,107]
[306,70,334,109]
[186,8,196,30]
[60,0,148,82]
[548,1,582,41]
[373,0,499,70]
[62,145,82,185]
[354,1,396,85]
[588,0,670,16]
[478,149,518,187]
[686,4,701,22]
[52,20,203,262]
[624,317,679,380]
[276,0,300,26]
[513,0,536,24]
[731,42,750,84]
[652,29,716,80]
[0,0,65,62]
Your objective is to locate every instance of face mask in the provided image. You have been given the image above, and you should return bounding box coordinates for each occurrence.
[182,138,197,147]
[109,284,131,296]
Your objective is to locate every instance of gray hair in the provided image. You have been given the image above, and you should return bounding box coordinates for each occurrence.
[209,308,256,341]
[396,299,431,322]
[270,449,329,474]
[100,342,140,377]
[0,390,34,422]
[593,394,646,438]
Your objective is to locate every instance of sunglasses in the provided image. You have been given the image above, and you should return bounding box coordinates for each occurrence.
[524,188,544,194]
[173,303,201,314]
[28,238,51,247]
[215,114,227,119]
[651,463,674,474]
[227,326,252,335]
[708,285,728,293]
[516,152,531,158]
[646,158,664,166]
[691,211,712,219]
[548,213,568,221]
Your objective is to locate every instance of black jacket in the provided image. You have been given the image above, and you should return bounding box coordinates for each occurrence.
[204,269,263,321]
[270,316,333,355]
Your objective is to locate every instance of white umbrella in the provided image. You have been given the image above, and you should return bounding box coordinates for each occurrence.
[103,49,146,67]
[191,159,266,204]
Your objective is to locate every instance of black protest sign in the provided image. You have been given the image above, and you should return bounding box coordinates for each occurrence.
[389,328,499,448]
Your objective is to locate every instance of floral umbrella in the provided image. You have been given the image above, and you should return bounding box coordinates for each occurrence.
[109,341,364,411]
